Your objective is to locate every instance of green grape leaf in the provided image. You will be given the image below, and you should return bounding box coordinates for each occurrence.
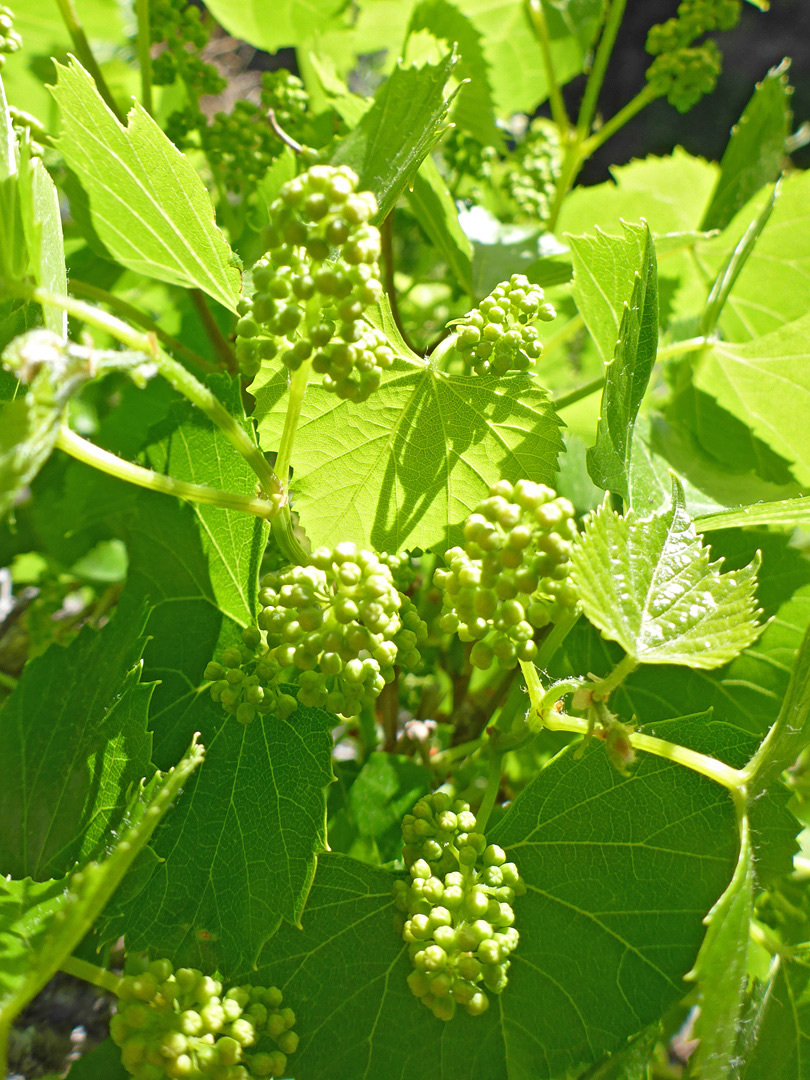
[407,0,499,146]
[570,481,762,669]
[348,752,431,846]
[49,59,241,312]
[695,170,810,341]
[697,495,810,532]
[0,395,61,520]
[0,736,204,1061]
[737,951,810,1079]
[0,74,25,283]
[252,357,564,553]
[61,1038,128,1079]
[202,0,345,52]
[331,51,457,222]
[692,313,810,487]
[407,157,473,295]
[250,727,740,1080]
[701,59,792,233]
[108,692,335,976]
[684,820,754,1080]
[17,139,67,338]
[584,222,658,500]
[0,599,152,880]
[568,220,654,365]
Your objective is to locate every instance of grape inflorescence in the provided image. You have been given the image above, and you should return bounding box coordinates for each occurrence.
[645,0,741,111]
[452,274,555,376]
[0,5,21,66]
[394,792,525,1021]
[110,957,297,1079]
[434,480,578,671]
[236,166,390,401]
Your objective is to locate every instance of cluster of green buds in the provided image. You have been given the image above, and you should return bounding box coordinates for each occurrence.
[149,0,225,99]
[259,70,310,132]
[0,5,21,66]
[452,274,555,376]
[110,957,298,1080]
[434,480,578,671]
[440,128,497,199]
[393,793,524,1021]
[205,625,297,724]
[645,0,741,111]
[257,543,427,717]
[505,118,562,226]
[235,166,391,401]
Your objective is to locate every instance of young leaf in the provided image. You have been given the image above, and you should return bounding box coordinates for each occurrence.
[17,140,67,338]
[0,599,152,880]
[584,222,658,500]
[570,480,762,669]
[697,494,810,532]
[0,395,61,520]
[252,730,740,1080]
[701,59,792,233]
[693,313,810,487]
[0,736,204,1066]
[684,819,754,1080]
[49,59,241,312]
[331,51,457,222]
[252,359,563,553]
[0,74,25,283]
[737,951,810,1079]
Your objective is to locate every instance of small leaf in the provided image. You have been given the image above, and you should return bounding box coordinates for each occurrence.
[331,52,457,222]
[701,59,792,233]
[49,59,241,312]
[0,395,61,520]
[252,353,563,554]
[684,819,754,1079]
[737,951,810,1079]
[570,479,762,669]
[584,222,658,500]
[17,139,67,338]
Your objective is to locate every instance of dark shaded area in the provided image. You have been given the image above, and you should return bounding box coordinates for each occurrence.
[576,0,810,181]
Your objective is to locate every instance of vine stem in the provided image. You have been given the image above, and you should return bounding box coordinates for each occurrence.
[525,0,570,132]
[60,955,124,996]
[4,282,282,501]
[133,0,153,115]
[189,288,236,372]
[53,0,125,123]
[520,660,746,793]
[576,0,629,137]
[589,652,638,699]
[552,376,604,411]
[56,425,280,520]
[474,747,506,834]
[580,84,660,158]
[275,358,312,490]
[656,336,710,360]
[0,670,18,691]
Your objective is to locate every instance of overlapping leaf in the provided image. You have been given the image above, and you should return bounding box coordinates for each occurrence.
[49,60,241,311]
[570,481,762,668]
[202,0,346,51]
[252,357,563,553]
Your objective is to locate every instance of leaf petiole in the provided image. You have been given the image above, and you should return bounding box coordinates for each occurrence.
[60,955,124,996]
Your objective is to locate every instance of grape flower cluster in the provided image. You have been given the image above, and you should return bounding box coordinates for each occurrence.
[205,625,297,724]
[434,480,578,671]
[505,118,562,227]
[110,957,298,1080]
[393,792,525,1021]
[256,544,427,717]
[645,0,741,111]
[0,5,21,67]
[235,165,392,401]
[452,274,555,376]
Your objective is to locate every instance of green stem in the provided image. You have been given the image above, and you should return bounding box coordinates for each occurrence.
[655,336,710,360]
[275,358,312,492]
[134,0,153,115]
[537,312,584,360]
[525,0,570,131]
[589,652,638,699]
[57,425,280,520]
[52,0,125,123]
[474,747,506,833]
[580,84,660,159]
[547,133,586,231]
[428,330,458,367]
[60,955,124,996]
[69,280,214,373]
[189,288,236,372]
[576,0,629,136]
[552,376,604,411]
[6,283,282,501]
[0,670,18,691]
[535,608,580,669]
[430,735,485,770]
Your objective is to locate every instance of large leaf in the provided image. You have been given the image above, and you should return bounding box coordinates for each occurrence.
[0,600,152,880]
[0,737,205,1069]
[252,356,563,553]
[584,223,658,500]
[693,313,810,488]
[49,60,241,312]
[331,52,456,222]
[202,0,346,52]
[247,730,740,1079]
[701,59,792,233]
[570,482,762,669]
